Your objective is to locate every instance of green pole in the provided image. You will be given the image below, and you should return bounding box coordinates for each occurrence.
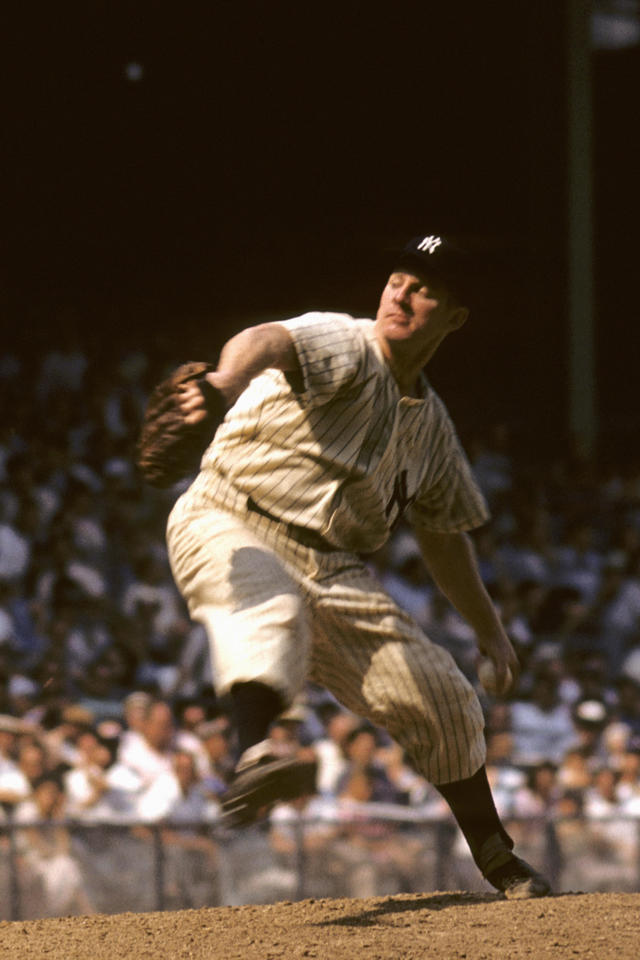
[567,0,597,457]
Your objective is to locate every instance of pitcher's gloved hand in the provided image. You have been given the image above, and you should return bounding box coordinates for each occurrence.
[136,361,226,488]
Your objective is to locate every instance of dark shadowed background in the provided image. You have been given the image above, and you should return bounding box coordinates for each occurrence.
[4,1,639,454]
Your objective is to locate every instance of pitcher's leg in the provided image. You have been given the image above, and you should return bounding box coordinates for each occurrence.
[167,509,316,824]
[308,575,485,785]
[167,508,310,703]
[307,565,550,898]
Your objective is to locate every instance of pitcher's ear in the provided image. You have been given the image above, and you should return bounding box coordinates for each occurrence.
[448,306,469,331]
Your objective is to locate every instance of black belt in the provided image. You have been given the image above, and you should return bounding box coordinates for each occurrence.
[246,496,335,553]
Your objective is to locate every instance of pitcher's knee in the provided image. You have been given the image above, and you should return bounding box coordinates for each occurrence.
[369,685,485,785]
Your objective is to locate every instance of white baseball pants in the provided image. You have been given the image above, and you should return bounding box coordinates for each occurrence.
[167,485,486,785]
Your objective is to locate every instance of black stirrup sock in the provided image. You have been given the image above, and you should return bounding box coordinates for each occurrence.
[435,764,514,869]
[230,681,285,756]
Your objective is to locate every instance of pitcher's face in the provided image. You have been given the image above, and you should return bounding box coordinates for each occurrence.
[375,271,463,351]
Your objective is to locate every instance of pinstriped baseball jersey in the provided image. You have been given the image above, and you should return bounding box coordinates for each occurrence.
[184,312,489,554]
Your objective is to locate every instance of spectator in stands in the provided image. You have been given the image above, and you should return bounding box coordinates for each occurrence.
[551,518,603,604]
[375,739,432,807]
[134,750,219,908]
[64,732,140,822]
[332,767,424,896]
[0,580,46,675]
[197,716,235,799]
[1,741,49,810]
[269,789,341,899]
[569,653,615,708]
[582,765,636,889]
[509,668,576,768]
[312,706,359,798]
[584,767,621,819]
[613,675,640,734]
[469,424,513,507]
[118,698,175,797]
[0,505,31,583]
[507,761,564,870]
[511,762,562,818]
[335,724,404,804]
[14,772,94,917]
[117,691,152,765]
[530,586,591,663]
[40,704,96,769]
[496,508,554,586]
[135,749,217,824]
[160,620,212,701]
[484,722,524,818]
[514,580,548,663]
[173,698,210,778]
[601,720,633,775]
[601,550,640,666]
[77,641,139,714]
[570,699,612,771]
[0,714,29,807]
[62,478,108,564]
[37,321,88,400]
[557,746,593,794]
[615,737,640,806]
[122,551,181,641]
[588,552,638,675]
[7,674,42,722]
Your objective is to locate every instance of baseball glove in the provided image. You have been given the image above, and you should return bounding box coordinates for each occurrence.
[136,361,226,488]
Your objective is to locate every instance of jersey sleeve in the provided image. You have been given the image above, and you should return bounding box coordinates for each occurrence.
[279,312,365,405]
[409,406,490,534]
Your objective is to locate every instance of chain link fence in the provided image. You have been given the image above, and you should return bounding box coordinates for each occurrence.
[2,812,640,920]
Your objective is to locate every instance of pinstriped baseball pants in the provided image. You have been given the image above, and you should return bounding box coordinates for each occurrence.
[167,483,486,785]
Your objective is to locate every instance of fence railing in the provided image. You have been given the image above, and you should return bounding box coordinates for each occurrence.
[2,811,640,920]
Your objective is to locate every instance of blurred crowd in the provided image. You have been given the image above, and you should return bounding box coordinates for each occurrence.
[2,333,640,913]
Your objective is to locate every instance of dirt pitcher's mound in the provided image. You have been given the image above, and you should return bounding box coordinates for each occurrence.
[0,892,638,960]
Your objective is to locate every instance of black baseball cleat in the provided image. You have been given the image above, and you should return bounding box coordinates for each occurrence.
[221,745,317,828]
[475,833,551,899]
[484,854,552,900]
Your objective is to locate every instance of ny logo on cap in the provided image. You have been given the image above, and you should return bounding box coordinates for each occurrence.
[416,235,442,255]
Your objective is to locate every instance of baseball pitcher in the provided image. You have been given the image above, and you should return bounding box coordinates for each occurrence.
[139,234,551,899]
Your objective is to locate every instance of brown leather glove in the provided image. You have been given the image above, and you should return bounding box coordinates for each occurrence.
[136,361,226,488]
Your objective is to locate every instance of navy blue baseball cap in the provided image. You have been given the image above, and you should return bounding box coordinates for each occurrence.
[390,234,473,304]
